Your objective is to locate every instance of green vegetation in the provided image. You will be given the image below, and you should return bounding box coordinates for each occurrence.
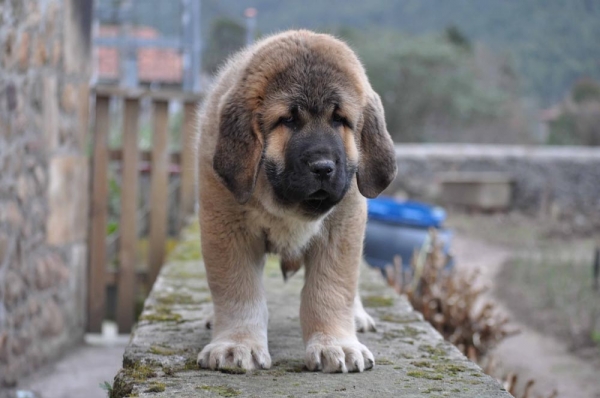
[201,0,600,106]
[145,382,166,393]
[203,18,246,74]
[197,385,241,397]
[497,250,600,351]
[362,295,394,307]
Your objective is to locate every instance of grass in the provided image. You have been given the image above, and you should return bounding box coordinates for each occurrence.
[448,213,600,352]
[497,250,600,350]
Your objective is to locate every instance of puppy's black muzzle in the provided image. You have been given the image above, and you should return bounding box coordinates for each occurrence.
[265,131,353,217]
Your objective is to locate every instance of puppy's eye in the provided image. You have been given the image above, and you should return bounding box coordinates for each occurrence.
[332,114,345,127]
[280,115,296,127]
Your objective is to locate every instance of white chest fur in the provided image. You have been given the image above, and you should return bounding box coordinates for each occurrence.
[246,208,324,259]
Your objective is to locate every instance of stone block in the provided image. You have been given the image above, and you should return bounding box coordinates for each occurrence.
[47,155,89,245]
[2,31,16,69]
[35,253,69,290]
[52,40,61,66]
[0,232,11,265]
[4,271,25,309]
[0,332,8,364]
[69,244,87,328]
[3,201,23,230]
[110,224,510,397]
[43,76,59,150]
[61,83,77,113]
[63,0,90,75]
[17,32,30,70]
[436,172,513,211]
[76,83,90,151]
[32,35,48,66]
[39,299,64,337]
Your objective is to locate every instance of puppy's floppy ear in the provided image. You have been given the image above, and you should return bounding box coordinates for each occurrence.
[213,89,263,204]
[357,91,397,198]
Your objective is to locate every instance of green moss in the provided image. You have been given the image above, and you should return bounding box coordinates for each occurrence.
[362,295,394,308]
[183,357,199,371]
[435,363,468,375]
[163,269,206,280]
[411,360,431,368]
[271,359,305,373]
[149,345,180,356]
[110,362,159,398]
[381,326,424,341]
[377,358,394,365]
[145,382,166,393]
[197,385,241,397]
[110,372,134,398]
[169,239,203,261]
[423,387,443,394]
[406,370,444,380]
[418,344,447,358]
[139,306,183,323]
[380,313,421,323]
[154,293,195,306]
[123,362,157,382]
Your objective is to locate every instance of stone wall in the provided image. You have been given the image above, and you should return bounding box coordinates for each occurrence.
[0,0,92,387]
[391,144,600,227]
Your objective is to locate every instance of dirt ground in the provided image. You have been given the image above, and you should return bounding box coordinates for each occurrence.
[449,215,600,398]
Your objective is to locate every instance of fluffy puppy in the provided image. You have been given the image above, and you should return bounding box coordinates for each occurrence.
[196,30,397,373]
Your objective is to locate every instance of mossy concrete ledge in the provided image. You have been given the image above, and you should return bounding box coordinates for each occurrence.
[111,223,511,397]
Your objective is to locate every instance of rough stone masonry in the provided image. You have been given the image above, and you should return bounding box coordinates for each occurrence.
[0,0,92,386]
[110,223,510,397]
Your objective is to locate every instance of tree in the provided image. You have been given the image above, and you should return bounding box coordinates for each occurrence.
[203,17,245,74]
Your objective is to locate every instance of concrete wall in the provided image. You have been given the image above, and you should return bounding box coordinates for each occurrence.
[391,145,600,227]
[0,0,92,387]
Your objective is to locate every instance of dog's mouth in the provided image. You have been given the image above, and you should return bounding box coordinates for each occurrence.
[301,189,337,216]
[307,189,330,201]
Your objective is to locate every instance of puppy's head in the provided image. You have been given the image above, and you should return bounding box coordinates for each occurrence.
[213,31,397,217]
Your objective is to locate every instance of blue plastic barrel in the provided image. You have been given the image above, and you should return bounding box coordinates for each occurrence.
[363,197,453,270]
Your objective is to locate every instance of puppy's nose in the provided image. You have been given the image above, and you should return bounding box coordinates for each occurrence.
[309,159,335,179]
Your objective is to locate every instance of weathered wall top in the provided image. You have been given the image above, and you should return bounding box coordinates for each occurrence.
[391,144,600,226]
[110,224,510,397]
[394,144,600,160]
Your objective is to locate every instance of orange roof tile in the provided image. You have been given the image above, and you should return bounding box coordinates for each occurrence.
[96,25,183,84]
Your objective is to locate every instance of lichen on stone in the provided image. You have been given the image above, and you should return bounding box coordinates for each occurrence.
[197,385,241,397]
[362,295,394,307]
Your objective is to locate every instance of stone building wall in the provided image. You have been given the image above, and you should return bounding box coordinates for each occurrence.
[0,0,92,387]
[391,144,600,228]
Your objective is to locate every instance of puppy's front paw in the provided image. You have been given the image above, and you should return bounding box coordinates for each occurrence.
[197,338,271,371]
[305,333,374,373]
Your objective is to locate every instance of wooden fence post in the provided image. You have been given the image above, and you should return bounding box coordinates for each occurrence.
[179,101,197,228]
[116,97,140,333]
[88,95,110,333]
[593,246,599,292]
[148,99,170,288]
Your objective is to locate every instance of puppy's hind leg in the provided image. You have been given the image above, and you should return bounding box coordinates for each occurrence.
[354,294,376,333]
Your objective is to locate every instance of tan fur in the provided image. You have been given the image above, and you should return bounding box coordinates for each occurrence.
[196,30,395,373]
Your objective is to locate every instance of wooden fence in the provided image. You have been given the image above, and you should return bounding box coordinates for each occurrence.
[87,86,202,333]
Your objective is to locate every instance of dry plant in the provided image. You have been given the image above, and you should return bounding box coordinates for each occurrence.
[383,229,517,361]
[383,229,560,397]
[501,373,558,398]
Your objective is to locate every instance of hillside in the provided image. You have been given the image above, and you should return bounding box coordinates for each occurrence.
[201,0,600,106]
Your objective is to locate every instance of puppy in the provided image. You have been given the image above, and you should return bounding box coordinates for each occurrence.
[196,30,397,373]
